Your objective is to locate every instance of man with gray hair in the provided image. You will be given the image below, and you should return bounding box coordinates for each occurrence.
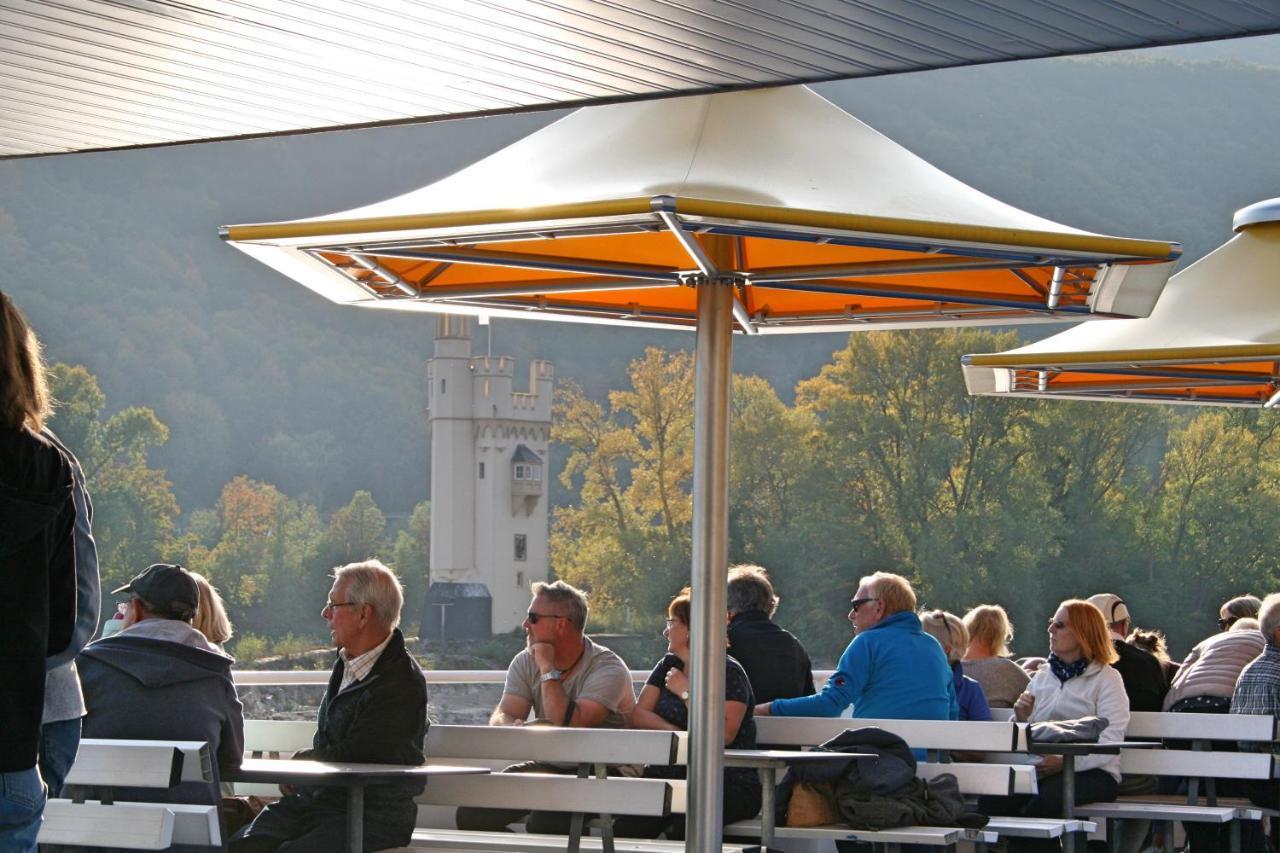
[726,564,815,703]
[457,579,634,833]
[233,560,427,853]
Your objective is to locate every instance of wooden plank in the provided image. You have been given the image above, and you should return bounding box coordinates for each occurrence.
[242,719,316,756]
[415,772,671,817]
[39,800,175,849]
[405,828,748,851]
[65,741,182,788]
[1126,711,1276,742]
[1119,749,1276,779]
[754,716,1020,751]
[426,724,679,766]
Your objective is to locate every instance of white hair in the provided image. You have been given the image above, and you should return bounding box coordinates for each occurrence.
[334,559,404,629]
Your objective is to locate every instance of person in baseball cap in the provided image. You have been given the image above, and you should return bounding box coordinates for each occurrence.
[111,563,199,621]
[1087,592,1167,712]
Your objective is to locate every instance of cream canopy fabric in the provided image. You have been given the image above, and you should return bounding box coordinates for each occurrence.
[963,199,1280,406]
[222,85,1179,334]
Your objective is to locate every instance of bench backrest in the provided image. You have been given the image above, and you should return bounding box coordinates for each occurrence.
[426,724,680,766]
[69,739,214,786]
[242,718,315,756]
[417,772,672,817]
[40,800,176,850]
[919,762,1038,796]
[1120,748,1278,780]
[1126,711,1277,742]
[754,716,1022,751]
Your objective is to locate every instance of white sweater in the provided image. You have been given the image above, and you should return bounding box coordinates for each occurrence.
[1026,661,1130,780]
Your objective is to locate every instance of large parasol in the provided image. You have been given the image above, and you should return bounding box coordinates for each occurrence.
[222,84,1179,850]
[963,199,1280,407]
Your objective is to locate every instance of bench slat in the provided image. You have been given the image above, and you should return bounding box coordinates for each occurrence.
[1126,712,1277,742]
[1077,802,1258,823]
[242,719,316,756]
[65,742,182,789]
[754,717,1020,751]
[724,818,966,845]
[39,800,175,850]
[1119,749,1276,779]
[405,828,748,851]
[75,738,213,784]
[416,772,671,817]
[984,817,1096,838]
[918,762,1017,797]
[426,725,679,766]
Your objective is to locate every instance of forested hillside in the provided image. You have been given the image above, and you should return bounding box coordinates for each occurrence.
[4,48,1280,657]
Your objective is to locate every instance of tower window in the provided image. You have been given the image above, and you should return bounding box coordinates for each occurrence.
[441,378,446,393]
[478,462,485,479]
[514,534,527,561]
[516,571,525,588]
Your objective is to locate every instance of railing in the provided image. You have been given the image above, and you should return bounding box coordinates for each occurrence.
[232,669,835,686]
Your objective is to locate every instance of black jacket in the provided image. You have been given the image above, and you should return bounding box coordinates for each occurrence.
[0,426,74,772]
[727,610,816,704]
[296,628,429,811]
[1112,638,1168,712]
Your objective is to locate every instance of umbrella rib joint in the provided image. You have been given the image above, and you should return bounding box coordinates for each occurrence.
[659,198,758,335]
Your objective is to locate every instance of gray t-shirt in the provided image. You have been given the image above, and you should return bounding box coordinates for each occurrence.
[962,656,1030,708]
[504,635,635,727]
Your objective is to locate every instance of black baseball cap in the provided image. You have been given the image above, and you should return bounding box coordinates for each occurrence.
[111,563,199,618]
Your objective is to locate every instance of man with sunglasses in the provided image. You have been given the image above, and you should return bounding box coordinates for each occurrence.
[754,571,956,723]
[457,580,635,834]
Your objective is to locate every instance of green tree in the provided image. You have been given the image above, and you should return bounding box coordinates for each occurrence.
[392,499,431,628]
[325,490,388,565]
[46,363,180,591]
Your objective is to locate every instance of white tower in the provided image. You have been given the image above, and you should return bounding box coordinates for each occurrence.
[424,315,553,637]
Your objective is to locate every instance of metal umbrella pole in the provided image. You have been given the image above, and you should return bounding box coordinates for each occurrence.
[686,251,736,851]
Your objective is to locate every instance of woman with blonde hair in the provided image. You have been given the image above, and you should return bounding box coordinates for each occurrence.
[962,604,1030,708]
[981,601,1129,852]
[1,291,77,852]
[921,609,991,721]
[190,572,234,650]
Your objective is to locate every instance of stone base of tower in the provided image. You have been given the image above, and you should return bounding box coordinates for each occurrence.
[422,582,493,641]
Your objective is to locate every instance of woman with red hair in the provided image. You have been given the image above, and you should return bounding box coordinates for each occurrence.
[980,600,1129,852]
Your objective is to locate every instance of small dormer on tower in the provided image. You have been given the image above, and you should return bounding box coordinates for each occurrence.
[510,444,544,516]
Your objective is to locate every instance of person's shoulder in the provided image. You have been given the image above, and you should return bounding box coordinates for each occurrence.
[584,636,628,668]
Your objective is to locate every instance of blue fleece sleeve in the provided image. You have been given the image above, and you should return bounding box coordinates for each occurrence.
[770,636,864,717]
[948,676,959,721]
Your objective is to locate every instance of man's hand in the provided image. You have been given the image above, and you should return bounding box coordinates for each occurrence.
[1013,690,1036,722]
[1035,754,1063,777]
[664,667,689,700]
[530,641,556,673]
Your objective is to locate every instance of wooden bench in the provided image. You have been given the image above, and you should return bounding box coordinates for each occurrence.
[750,716,1098,847]
[38,739,221,849]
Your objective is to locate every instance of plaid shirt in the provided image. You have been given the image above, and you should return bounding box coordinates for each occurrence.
[338,631,393,693]
[1232,643,1280,718]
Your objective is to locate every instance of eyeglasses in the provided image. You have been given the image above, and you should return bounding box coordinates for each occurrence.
[324,599,361,612]
[1047,619,1070,631]
[849,597,879,613]
[1219,616,1239,631]
[526,611,566,624]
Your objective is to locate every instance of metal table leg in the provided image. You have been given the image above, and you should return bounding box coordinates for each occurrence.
[347,785,364,853]
[1062,754,1078,853]
[760,766,776,849]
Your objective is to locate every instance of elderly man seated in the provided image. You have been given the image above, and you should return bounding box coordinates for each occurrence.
[233,560,427,853]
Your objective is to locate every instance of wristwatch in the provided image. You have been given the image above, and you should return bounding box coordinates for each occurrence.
[679,689,690,701]
[539,669,563,683]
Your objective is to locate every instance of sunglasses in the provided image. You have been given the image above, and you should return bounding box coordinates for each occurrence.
[526,611,566,624]
[849,597,879,613]
[1047,619,1071,631]
[1219,616,1239,631]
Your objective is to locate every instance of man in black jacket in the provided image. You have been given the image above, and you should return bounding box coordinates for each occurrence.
[233,560,428,853]
[1087,593,1168,712]
[726,564,815,703]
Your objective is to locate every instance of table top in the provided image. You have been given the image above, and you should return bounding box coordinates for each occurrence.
[1028,740,1161,755]
[225,758,489,786]
[724,748,874,767]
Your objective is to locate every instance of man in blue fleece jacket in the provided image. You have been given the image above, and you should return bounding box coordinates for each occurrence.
[755,571,957,721]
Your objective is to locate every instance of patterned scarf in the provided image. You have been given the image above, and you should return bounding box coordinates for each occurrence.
[1047,652,1089,684]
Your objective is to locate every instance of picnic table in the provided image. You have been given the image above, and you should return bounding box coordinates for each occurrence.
[224,758,489,852]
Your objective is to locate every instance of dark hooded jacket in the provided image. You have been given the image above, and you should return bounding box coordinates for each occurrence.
[0,425,75,772]
[78,626,245,805]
